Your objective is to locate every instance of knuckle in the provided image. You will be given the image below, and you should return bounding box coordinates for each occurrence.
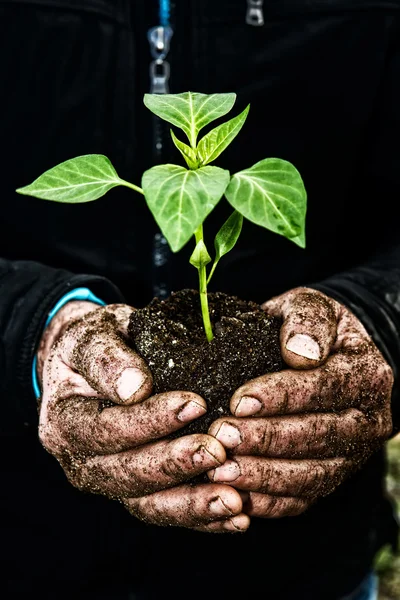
[258,462,274,493]
[261,495,280,517]
[126,497,164,527]
[161,451,188,480]
[289,498,310,516]
[259,423,277,455]
[38,420,64,456]
[380,360,394,390]
[274,497,309,518]
[299,462,328,497]
[313,416,338,456]
[378,409,393,441]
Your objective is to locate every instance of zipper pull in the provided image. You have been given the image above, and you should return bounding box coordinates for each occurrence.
[246,0,264,26]
[148,25,173,60]
[148,25,173,95]
[149,59,171,94]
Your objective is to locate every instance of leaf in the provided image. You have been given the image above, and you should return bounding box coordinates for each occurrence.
[144,92,236,148]
[197,105,250,166]
[142,164,230,252]
[170,130,198,169]
[190,239,211,269]
[225,158,307,247]
[16,155,124,203]
[214,210,243,261]
[291,229,306,249]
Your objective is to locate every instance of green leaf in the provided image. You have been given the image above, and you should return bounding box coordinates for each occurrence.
[16,155,124,203]
[190,239,212,269]
[291,229,306,249]
[214,210,243,261]
[142,164,230,253]
[207,210,243,284]
[197,105,250,166]
[170,130,199,169]
[225,158,307,247]
[144,92,236,148]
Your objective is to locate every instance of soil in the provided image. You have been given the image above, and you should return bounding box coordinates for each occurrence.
[128,289,283,435]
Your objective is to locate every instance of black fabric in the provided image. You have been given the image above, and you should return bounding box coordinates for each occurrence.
[0,261,124,431]
[0,1,399,598]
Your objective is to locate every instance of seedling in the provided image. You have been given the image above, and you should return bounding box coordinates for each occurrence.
[17,92,307,341]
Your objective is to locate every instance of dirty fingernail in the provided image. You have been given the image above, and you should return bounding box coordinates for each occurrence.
[177,400,207,423]
[211,460,240,482]
[193,445,219,468]
[286,333,320,360]
[223,514,250,532]
[116,368,146,400]
[235,396,262,417]
[209,496,233,517]
[215,423,242,449]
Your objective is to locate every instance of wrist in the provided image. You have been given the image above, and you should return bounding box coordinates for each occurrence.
[36,301,99,388]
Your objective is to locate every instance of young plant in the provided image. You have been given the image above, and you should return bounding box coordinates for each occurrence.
[16,92,307,341]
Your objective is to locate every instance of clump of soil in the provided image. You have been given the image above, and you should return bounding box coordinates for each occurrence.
[128,289,283,434]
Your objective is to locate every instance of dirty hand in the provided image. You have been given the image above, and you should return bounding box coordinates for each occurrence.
[208,287,393,518]
[38,301,249,533]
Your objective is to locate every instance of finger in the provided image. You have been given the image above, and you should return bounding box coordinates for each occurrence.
[58,306,152,405]
[73,434,226,498]
[209,408,392,458]
[333,302,378,351]
[193,514,250,533]
[123,484,249,532]
[230,347,392,416]
[208,456,350,499]
[243,492,310,518]
[262,287,339,368]
[103,303,135,338]
[49,391,209,455]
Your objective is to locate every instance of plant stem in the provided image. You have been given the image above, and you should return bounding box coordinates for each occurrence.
[206,259,219,285]
[194,226,214,342]
[119,179,145,195]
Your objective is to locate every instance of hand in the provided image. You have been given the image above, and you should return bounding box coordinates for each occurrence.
[207,287,393,518]
[38,301,249,533]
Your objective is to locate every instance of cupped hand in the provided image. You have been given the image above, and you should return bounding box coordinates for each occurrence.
[38,301,249,533]
[207,287,393,518]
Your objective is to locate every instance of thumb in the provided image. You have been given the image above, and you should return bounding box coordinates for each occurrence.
[262,287,340,369]
[59,304,153,404]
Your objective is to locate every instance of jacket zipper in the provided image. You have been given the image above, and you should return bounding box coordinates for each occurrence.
[246,0,265,26]
[148,1,174,299]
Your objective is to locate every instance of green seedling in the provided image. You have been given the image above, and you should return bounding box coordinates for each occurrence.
[17,92,307,341]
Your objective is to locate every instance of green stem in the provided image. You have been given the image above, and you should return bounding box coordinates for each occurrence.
[195,226,214,342]
[206,259,219,285]
[119,179,145,195]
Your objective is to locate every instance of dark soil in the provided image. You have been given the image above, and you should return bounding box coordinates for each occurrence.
[128,289,283,435]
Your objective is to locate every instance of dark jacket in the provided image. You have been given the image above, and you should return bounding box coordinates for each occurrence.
[0,1,399,598]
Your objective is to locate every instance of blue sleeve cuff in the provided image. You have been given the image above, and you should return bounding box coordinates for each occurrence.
[32,287,106,399]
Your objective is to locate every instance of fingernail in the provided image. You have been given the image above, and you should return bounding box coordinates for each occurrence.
[223,514,249,532]
[211,460,240,482]
[215,423,242,449]
[209,496,233,517]
[286,333,320,360]
[193,446,219,468]
[235,396,262,417]
[116,368,146,400]
[177,400,207,423]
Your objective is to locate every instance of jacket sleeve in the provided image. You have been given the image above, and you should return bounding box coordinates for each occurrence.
[311,15,400,433]
[0,259,124,433]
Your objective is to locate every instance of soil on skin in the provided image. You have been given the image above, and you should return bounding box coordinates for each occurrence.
[128,289,283,435]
